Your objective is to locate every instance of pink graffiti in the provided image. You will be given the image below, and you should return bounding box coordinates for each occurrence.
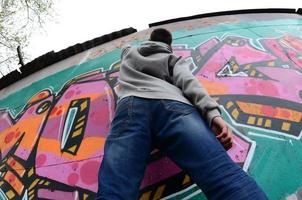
[36,74,115,192]
[0,111,13,131]
[176,35,302,105]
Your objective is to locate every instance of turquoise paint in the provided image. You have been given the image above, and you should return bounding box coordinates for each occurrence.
[167,185,204,200]
[61,107,78,150]
[248,136,302,200]
[0,49,121,114]
[0,189,8,200]
[221,110,302,200]
[173,19,302,49]
[2,18,302,111]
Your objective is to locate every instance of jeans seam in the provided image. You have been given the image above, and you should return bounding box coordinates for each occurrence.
[108,97,132,138]
[128,96,133,121]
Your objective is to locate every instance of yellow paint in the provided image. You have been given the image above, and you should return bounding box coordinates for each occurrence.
[265,119,272,128]
[68,145,77,153]
[80,101,88,111]
[244,64,251,70]
[38,180,45,185]
[41,103,49,110]
[44,181,50,186]
[268,61,275,66]
[183,175,191,185]
[71,100,78,106]
[28,167,34,177]
[28,189,35,196]
[140,191,152,200]
[247,116,256,125]
[29,179,39,190]
[77,115,86,123]
[281,122,291,131]
[29,193,35,200]
[231,109,239,120]
[226,101,234,109]
[250,70,256,76]
[75,120,85,130]
[72,128,83,138]
[232,64,239,72]
[0,181,4,187]
[5,190,15,198]
[153,185,166,200]
[83,193,89,200]
[257,118,263,126]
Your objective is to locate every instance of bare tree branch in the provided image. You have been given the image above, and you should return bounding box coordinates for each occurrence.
[0,0,54,76]
[0,55,17,65]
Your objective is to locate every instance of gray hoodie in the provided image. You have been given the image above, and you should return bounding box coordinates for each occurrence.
[115,41,221,126]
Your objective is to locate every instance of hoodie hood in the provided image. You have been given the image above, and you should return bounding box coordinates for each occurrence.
[137,41,172,57]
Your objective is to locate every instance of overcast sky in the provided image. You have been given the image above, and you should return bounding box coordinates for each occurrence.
[27,0,301,60]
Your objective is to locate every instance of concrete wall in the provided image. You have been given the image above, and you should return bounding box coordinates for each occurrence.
[0,13,302,200]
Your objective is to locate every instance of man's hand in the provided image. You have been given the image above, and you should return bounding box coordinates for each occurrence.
[211,116,233,150]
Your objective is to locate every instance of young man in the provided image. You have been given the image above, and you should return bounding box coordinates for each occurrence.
[96,28,268,200]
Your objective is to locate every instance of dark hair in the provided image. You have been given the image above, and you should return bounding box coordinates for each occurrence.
[150,28,172,46]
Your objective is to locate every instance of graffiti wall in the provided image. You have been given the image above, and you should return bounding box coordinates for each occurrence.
[0,13,302,200]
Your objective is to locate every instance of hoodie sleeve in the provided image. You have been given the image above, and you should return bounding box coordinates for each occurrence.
[121,44,131,59]
[172,57,221,126]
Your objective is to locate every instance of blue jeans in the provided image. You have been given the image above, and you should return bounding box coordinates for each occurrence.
[96,96,268,200]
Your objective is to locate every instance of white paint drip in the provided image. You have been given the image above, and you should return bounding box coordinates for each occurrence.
[248,132,286,141]
[242,140,256,172]
[223,119,256,172]
[58,108,65,141]
[182,189,202,200]
[78,50,92,65]
[160,184,197,200]
[74,191,79,200]
[22,190,28,200]
[105,85,114,122]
